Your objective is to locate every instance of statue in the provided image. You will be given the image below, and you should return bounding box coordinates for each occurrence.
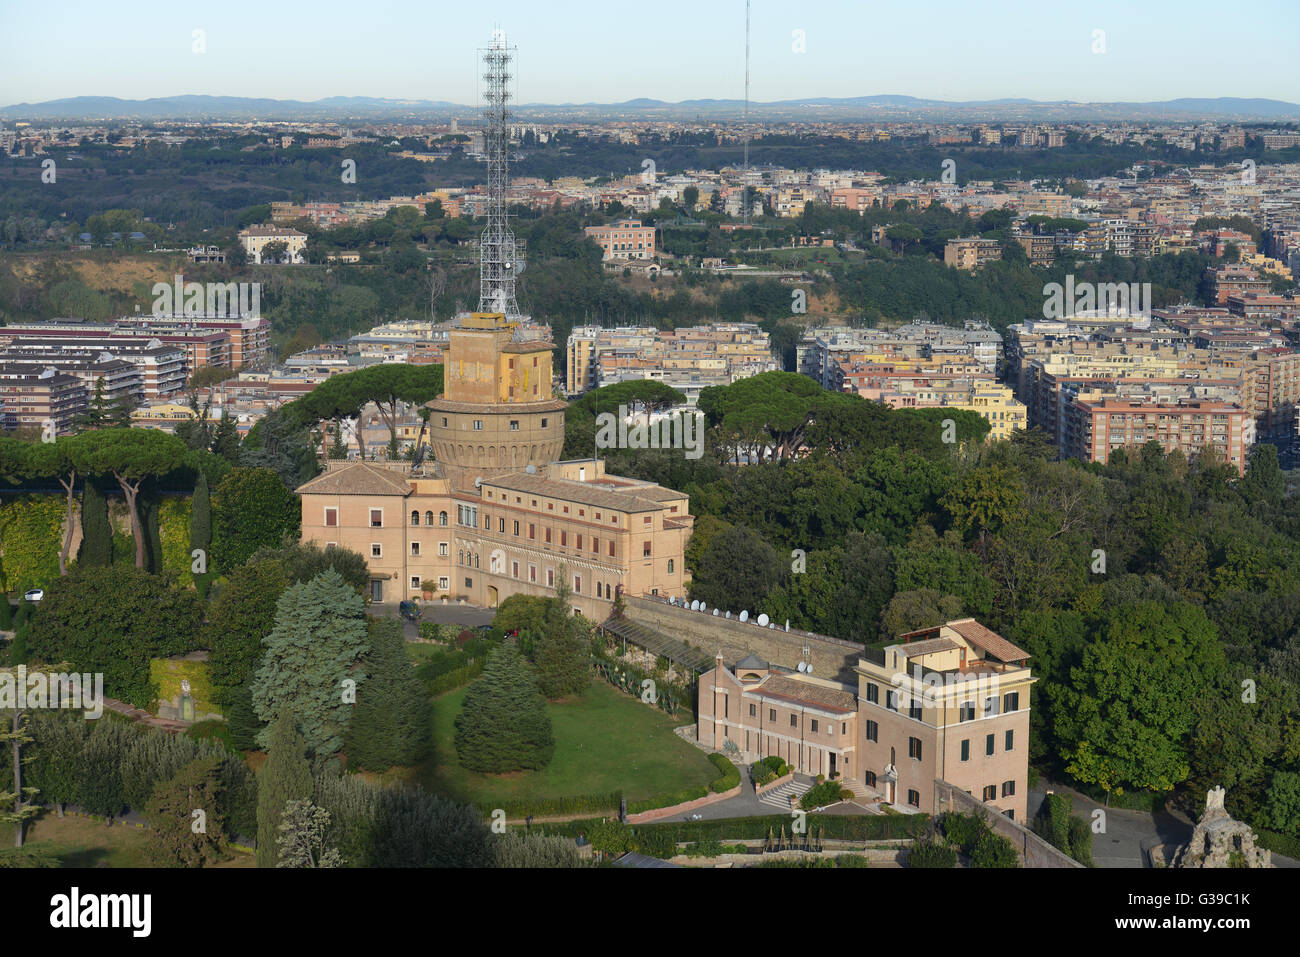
[1172,786,1272,868]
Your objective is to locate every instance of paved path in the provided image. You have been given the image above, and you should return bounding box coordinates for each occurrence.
[370,601,495,639]
[102,697,188,732]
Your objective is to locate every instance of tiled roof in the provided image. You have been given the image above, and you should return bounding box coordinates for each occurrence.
[485,471,667,513]
[896,637,960,657]
[295,462,413,497]
[756,675,856,713]
[946,619,1031,663]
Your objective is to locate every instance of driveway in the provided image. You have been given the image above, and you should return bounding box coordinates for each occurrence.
[370,601,495,639]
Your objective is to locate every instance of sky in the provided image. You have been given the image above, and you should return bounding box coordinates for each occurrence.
[2,0,1298,107]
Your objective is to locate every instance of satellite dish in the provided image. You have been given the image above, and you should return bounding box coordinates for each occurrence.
[725,611,731,619]
[757,613,770,627]
[513,260,526,275]
[713,608,719,616]
[769,623,775,629]
[699,602,707,612]
[474,476,483,488]
[690,600,699,611]
[806,665,813,675]
[797,662,807,673]
[739,610,749,622]
[525,464,537,474]
[785,620,790,632]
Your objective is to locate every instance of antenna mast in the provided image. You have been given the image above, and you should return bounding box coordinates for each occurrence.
[743,0,751,226]
[480,28,521,318]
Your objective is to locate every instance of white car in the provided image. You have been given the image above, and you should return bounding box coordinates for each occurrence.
[23,589,44,602]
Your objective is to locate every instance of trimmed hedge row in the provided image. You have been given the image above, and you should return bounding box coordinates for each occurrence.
[543,812,925,845]
[752,755,792,787]
[708,752,741,793]
[475,791,623,818]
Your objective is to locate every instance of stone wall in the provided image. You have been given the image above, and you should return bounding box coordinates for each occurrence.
[622,595,863,682]
[933,779,1083,868]
[625,783,743,825]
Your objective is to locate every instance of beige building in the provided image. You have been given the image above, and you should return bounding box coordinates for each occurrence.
[297,313,694,616]
[238,225,307,264]
[697,619,1035,820]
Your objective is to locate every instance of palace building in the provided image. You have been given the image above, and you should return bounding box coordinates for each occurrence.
[295,313,694,616]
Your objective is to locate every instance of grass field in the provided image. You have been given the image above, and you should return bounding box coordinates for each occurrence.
[0,815,254,868]
[413,680,716,807]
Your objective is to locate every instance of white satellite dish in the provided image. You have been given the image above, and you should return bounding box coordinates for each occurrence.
[474,476,483,488]
[806,665,813,675]
[797,662,807,673]
[785,620,790,632]
[713,609,719,616]
[739,610,749,622]
[769,623,776,629]
[757,613,770,627]
[725,611,731,619]
[690,600,699,611]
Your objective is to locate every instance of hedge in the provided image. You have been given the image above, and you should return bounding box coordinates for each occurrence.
[707,752,740,793]
[542,812,924,845]
[1256,828,1300,861]
[476,792,623,818]
[150,656,219,717]
[0,494,64,594]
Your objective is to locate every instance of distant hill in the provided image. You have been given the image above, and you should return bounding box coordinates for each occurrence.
[3,93,1299,123]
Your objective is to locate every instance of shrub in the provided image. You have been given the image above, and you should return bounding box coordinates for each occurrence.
[908,840,957,868]
[970,828,1019,868]
[707,752,740,793]
[800,778,848,810]
[186,720,238,755]
[631,828,677,859]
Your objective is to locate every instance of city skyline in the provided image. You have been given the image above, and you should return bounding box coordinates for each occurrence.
[3,0,1299,108]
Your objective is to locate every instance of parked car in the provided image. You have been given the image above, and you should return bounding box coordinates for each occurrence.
[398,599,421,622]
[23,588,44,602]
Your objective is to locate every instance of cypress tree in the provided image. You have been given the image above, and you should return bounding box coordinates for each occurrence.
[190,469,212,566]
[139,486,163,575]
[0,595,11,630]
[77,479,112,567]
[454,640,554,773]
[345,619,432,772]
[255,711,312,868]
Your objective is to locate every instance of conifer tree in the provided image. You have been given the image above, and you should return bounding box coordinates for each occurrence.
[77,478,112,567]
[250,570,369,755]
[344,619,431,771]
[190,469,212,568]
[211,412,241,464]
[143,757,225,867]
[255,711,312,868]
[534,577,591,700]
[454,640,554,773]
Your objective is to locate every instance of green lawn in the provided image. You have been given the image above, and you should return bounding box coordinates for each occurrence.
[416,680,717,807]
[0,816,253,868]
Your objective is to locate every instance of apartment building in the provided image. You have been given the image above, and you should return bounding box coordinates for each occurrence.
[798,322,1002,389]
[584,219,656,261]
[566,323,776,398]
[1062,395,1254,473]
[943,238,1003,270]
[0,351,140,408]
[0,315,269,371]
[297,312,694,617]
[0,338,185,401]
[0,366,87,435]
[697,618,1035,820]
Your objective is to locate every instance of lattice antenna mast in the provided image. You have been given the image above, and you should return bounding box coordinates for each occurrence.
[480,28,520,318]
[743,0,751,226]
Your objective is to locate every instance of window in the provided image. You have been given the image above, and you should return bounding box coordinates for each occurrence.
[907,789,920,808]
[541,418,548,428]
[864,771,877,788]
[509,420,519,431]
[984,696,999,717]
[642,541,651,557]
[749,704,756,717]
[411,576,420,590]
[960,701,976,722]
[908,737,922,761]
[513,521,520,536]
[961,739,970,761]
[982,786,997,802]
[577,534,583,549]
[499,518,505,533]
[866,683,879,704]
[864,719,878,742]
[438,577,448,590]
[426,511,435,526]
[986,734,995,756]
[473,420,483,431]
[465,577,472,589]
[371,544,382,558]
[324,508,338,527]
[560,531,567,546]
[609,541,615,557]
[1002,780,1016,797]
[886,690,898,712]
[441,417,448,427]
[573,575,581,594]
[908,697,923,721]
[512,561,519,578]
[1005,730,1014,751]
[592,537,598,553]
[841,722,847,736]
[529,524,535,540]
[768,708,776,722]
[545,527,552,543]
[790,714,798,728]
[810,719,819,733]
[369,509,383,528]
[410,542,420,556]
[410,511,420,526]
[1003,691,1020,712]
[439,511,448,526]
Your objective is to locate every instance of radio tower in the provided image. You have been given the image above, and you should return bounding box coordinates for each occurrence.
[742,0,751,226]
[479,29,522,318]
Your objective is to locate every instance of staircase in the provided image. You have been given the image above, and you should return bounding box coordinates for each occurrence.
[757,775,813,811]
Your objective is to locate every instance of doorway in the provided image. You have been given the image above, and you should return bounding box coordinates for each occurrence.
[487,585,499,609]
[370,579,383,602]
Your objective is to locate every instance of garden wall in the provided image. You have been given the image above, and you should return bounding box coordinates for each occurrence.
[626,782,743,825]
[933,779,1082,868]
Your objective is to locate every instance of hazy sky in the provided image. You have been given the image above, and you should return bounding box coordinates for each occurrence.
[2,0,1298,106]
